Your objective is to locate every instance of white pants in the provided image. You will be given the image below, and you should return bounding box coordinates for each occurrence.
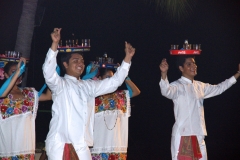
[46,141,92,160]
[171,135,208,160]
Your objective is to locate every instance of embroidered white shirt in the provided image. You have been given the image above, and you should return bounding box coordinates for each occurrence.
[42,49,130,147]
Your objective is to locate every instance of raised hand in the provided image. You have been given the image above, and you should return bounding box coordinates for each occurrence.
[51,28,61,43]
[16,57,26,74]
[50,28,61,51]
[159,58,169,73]
[124,41,135,63]
[159,58,169,80]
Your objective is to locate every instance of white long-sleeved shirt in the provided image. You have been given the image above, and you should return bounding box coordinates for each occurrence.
[159,76,236,136]
[42,49,130,147]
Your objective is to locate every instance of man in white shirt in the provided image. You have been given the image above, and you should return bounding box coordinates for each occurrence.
[42,28,135,160]
[159,56,240,160]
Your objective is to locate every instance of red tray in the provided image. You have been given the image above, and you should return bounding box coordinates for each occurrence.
[170,50,201,55]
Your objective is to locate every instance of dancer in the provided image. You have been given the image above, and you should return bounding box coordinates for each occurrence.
[43,28,135,160]
[0,58,52,160]
[159,56,239,160]
[83,65,140,160]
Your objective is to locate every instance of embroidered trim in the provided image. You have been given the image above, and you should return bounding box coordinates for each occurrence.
[95,90,131,117]
[91,152,127,160]
[0,153,35,160]
[0,88,36,119]
[90,147,127,153]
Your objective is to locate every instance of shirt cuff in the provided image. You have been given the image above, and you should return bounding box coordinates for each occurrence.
[229,76,237,84]
[160,76,168,83]
[121,60,131,70]
[47,48,58,58]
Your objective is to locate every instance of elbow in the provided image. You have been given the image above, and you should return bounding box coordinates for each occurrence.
[131,89,141,98]
[136,89,141,96]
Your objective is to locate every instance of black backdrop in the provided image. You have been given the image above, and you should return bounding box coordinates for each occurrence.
[0,0,240,159]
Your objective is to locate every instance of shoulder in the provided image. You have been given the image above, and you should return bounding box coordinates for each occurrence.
[170,79,181,86]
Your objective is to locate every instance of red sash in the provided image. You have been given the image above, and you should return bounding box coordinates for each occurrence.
[63,143,79,160]
[178,136,202,160]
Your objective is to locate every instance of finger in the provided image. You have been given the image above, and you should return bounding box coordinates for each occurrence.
[57,28,62,34]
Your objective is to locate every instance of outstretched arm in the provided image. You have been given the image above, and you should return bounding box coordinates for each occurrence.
[234,64,240,80]
[204,63,239,98]
[0,58,26,97]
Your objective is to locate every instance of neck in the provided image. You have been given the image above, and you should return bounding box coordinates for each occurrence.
[66,73,80,80]
[11,84,19,92]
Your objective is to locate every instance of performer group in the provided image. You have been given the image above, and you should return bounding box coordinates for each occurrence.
[0,28,239,160]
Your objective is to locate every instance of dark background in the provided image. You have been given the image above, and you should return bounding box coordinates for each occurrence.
[0,0,240,159]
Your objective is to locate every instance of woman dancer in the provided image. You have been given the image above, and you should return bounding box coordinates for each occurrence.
[85,65,140,160]
[0,58,51,160]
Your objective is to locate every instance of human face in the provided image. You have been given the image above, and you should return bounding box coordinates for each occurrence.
[5,64,22,85]
[100,70,114,80]
[63,53,85,79]
[179,58,197,81]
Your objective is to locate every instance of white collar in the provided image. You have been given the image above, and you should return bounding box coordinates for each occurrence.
[180,76,193,84]
[64,74,81,81]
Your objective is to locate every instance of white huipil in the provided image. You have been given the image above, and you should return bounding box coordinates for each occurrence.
[159,76,236,160]
[90,90,131,154]
[0,88,38,157]
[42,49,130,154]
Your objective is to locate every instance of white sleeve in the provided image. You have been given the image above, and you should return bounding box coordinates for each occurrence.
[204,76,236,99]
[42,48,62,93]
[159,77,178,99]
[86,61,131,97]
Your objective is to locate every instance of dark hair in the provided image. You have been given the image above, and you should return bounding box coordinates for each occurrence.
[176,55,195,68]
[98,68,115,78]
[60,52,83,73]
[4,62,18,75]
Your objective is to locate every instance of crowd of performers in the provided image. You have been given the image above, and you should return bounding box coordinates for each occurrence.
[0,28,239,160]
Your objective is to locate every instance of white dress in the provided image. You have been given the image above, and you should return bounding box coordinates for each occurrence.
[91,90,130,160]
[0,87,38,159]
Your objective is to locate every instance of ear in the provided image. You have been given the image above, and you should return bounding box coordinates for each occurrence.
[63,62,68,69]
[179,66,183,72]
[4,72,9,78]
[98,76,102,80]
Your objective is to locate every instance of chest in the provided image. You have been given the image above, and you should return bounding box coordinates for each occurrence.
[0,88,35,119]
[177,83,204,100]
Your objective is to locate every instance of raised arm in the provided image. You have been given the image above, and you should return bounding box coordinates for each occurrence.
[0,58,26,97]
[204,63,239,98]
[234,64,240,80]
[42,28,62,92]
[159,58,178,99]
[88,42,135,97]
